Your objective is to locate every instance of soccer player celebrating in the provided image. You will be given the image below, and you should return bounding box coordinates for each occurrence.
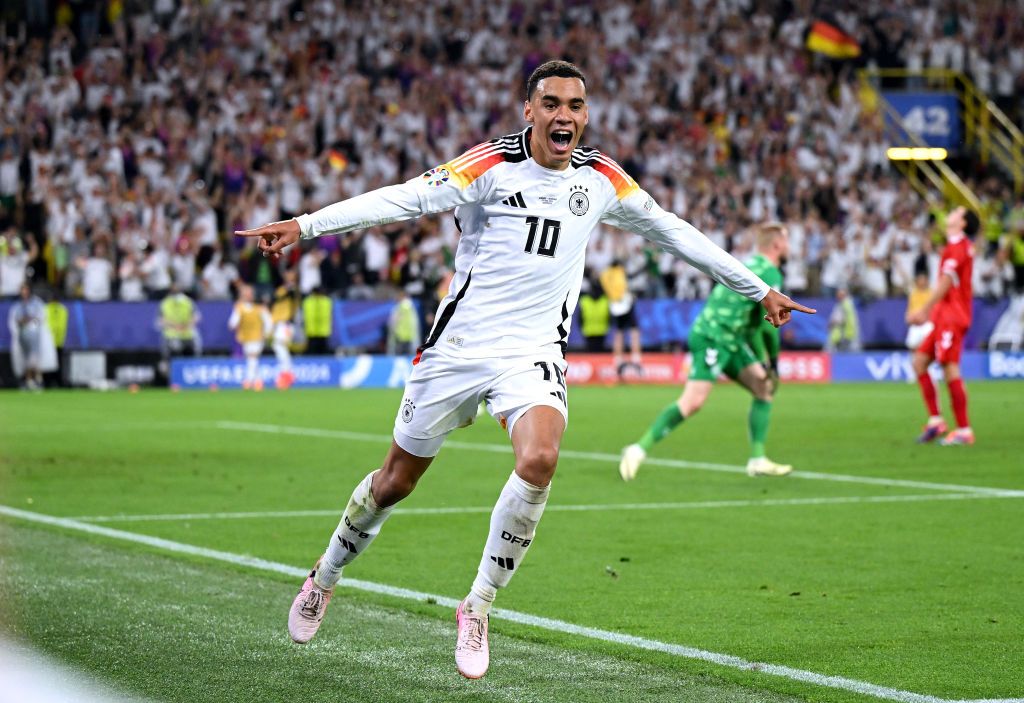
[620,222,794,481]
[906,206,979,446]
[238,61,814,679]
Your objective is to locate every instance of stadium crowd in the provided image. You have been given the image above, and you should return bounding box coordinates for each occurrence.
[1,0,1023,322]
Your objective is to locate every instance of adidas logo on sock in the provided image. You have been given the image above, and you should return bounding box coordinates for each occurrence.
[337,536,358,553]
[489,555,515,570]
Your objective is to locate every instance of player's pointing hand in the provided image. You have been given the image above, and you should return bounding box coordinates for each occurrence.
[235,218,301,260]
[761,289,816,328]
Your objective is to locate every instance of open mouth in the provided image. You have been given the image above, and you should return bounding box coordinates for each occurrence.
[550,130,573,152]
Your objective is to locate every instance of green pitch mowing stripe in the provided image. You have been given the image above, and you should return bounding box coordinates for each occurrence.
[3,384,1022,701]
[67,492,1019,523]
[213,421,1024,497]
[1,523,807,703]
[1,504,1015,703]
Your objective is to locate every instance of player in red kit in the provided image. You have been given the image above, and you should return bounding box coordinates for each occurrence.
[906,206,979,446]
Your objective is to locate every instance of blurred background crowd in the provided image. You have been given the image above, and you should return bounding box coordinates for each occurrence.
[2,0,1024,323]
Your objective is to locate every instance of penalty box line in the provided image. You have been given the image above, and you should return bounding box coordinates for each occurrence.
[1,504,1019,703]
[214,421,1024,498]
[69,492,1021,524]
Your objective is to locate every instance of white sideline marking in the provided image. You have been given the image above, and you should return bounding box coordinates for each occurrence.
[69,492,1021,523]
[215,421,1024,498]
[1,505,1019,703]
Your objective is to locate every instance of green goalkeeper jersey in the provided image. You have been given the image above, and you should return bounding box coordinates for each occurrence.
[690,253,782,353]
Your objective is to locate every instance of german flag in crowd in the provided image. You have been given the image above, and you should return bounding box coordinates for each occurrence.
[806,20,860,59]
[328,149,349,172]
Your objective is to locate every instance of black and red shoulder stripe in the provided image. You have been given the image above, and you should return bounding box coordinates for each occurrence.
[570,145,639,199]
[442,131,530,189]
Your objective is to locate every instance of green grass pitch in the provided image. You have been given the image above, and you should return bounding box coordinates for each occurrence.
[1,382,1022,702]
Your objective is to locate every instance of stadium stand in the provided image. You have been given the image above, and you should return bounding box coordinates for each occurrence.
[0,1,1022,354]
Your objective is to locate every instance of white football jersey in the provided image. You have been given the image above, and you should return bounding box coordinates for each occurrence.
[297,128,769,359]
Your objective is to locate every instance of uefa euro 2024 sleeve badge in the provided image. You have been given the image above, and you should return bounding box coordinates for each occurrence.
[422,167,450,187]
[569,184,589,216]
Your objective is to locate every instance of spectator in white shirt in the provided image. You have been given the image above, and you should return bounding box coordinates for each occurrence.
[1,228,39,299]
[298,247,324,296]
[0,146,20,206]
[820,237,855,298]
[118,249,146,301]
[170,237,198,294]
[140,244,173,299]
[890,239,919,296]
[278,163,306,220]
[79,240,115,302]
[362,229,390,287]
[200,250,239,300]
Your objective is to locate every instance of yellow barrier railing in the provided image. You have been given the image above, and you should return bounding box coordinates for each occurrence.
[858,71,982,210]
[859,69,1024,195]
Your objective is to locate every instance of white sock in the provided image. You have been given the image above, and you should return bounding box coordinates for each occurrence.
[245,355,259,383]
[465,472,550,615]
[315,471,393,589]
[273,342,292,371]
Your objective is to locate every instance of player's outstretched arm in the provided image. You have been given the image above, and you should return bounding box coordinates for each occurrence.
[236,146,502,259]
[236,218,301,259]
[761,289,816,328]
[603,185,815,327]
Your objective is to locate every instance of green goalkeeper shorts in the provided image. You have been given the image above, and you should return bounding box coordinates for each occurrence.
[687,332,760,381]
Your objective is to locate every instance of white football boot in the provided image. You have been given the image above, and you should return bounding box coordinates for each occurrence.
[746,457,793,477]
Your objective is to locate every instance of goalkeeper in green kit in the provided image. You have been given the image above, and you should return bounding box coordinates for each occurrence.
[620,222,794,480]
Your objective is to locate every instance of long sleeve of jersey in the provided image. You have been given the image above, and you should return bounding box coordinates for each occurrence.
[295,167,494,239]
[601,188,770,302]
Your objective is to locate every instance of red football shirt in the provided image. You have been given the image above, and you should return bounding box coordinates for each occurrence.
[930,234,973,328]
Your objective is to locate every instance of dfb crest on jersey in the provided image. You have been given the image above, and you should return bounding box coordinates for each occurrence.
[569,185,589,216]
[421,167,450,187]
[401,398,416,422]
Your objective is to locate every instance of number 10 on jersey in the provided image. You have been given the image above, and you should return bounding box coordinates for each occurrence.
[524,216,561,258]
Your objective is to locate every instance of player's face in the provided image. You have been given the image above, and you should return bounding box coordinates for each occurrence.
[524,77,588,170]
[946,206,965,238]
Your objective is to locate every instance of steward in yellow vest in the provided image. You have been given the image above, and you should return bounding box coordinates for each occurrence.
[303,287,333,355]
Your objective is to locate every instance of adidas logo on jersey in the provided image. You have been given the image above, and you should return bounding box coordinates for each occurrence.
[501,192,527,208]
